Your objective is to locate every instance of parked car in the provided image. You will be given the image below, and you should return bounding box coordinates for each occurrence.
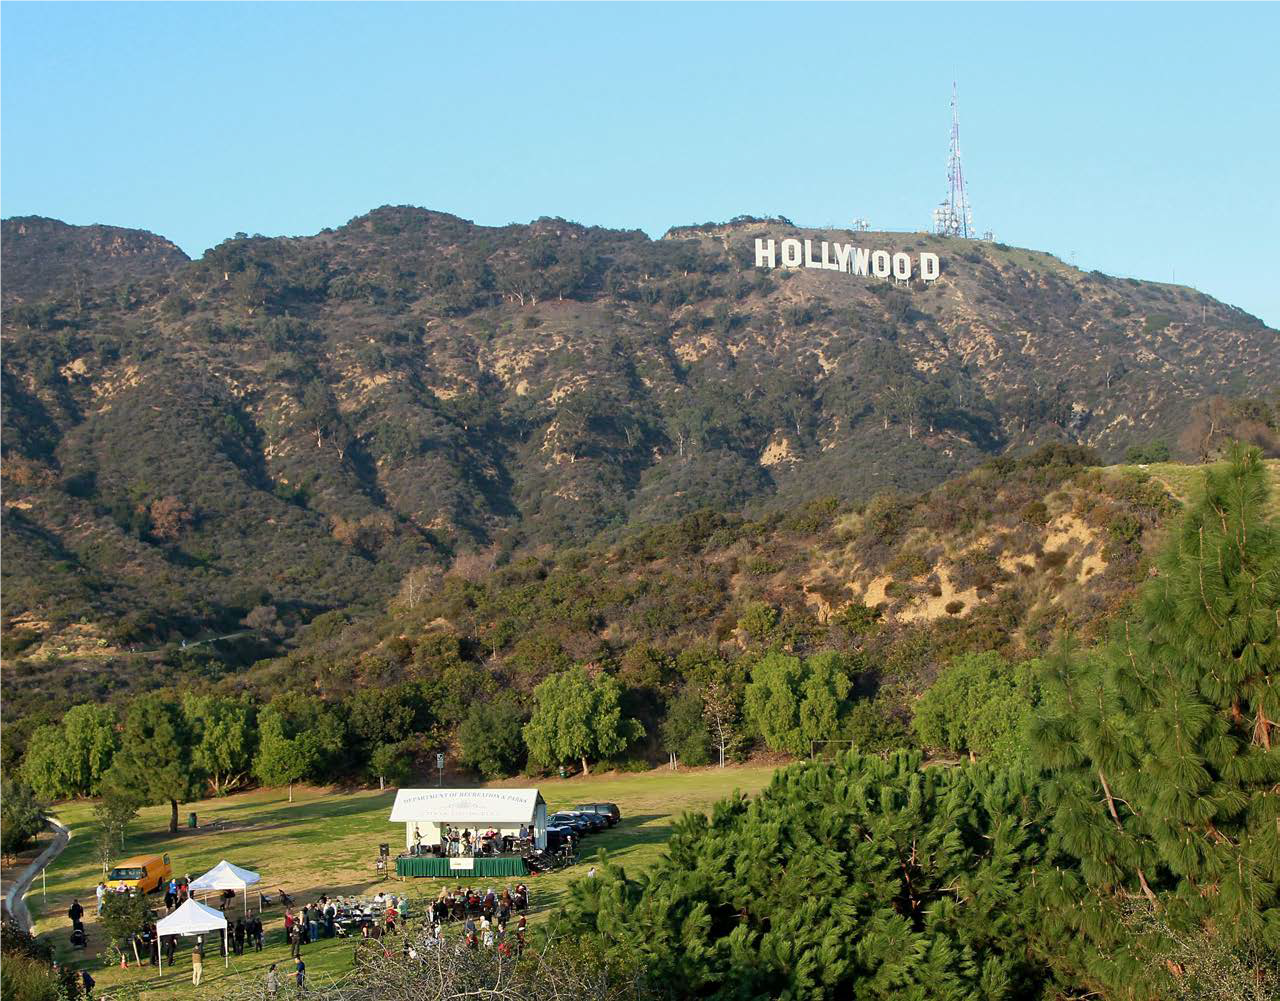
[562,810,608,833]
[575,803,621,826]
[544,825,577,850]
[549,812,594,835]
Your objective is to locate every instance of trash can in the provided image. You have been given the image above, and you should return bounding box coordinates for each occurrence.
[188,812,197,829]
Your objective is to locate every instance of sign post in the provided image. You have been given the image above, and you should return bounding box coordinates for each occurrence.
[436,752,444,787]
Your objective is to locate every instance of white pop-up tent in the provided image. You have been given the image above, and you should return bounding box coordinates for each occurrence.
[188,859,261,916]
[156,898,228,972]
[390,788,548,852]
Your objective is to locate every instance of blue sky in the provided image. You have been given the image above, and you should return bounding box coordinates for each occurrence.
[3,3,1278,325]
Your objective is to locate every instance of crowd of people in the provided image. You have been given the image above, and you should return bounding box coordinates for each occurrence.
[427,885,529,924]
[67,875,538,991]
[280,892,413,948]
[350,884,533,967]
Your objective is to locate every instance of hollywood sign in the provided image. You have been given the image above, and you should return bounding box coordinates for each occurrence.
[754,238,940,282]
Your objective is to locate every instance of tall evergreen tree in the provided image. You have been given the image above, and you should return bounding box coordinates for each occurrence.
[1031,445,1280,997]
[103,694,201,834]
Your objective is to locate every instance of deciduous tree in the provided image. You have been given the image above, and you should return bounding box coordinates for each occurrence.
[523,667,642,776]
[183,693,256,796]
[660,689,711,768]
[20,704,118,800]
[252,694,344,802]
[743,651,854,755]
[458,693,528,779]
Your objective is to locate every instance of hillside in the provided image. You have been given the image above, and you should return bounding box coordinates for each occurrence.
[1,216,190,307]
[2,206,1277,674]
[232,452,1277,714]
[9,445,1275,741]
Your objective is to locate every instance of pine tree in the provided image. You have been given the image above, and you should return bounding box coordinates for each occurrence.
[1031,445,1280,997]
[103,694,201,834]
[557,751,1060,1000]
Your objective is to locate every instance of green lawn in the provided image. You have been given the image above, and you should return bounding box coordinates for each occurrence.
[29,764,779,999]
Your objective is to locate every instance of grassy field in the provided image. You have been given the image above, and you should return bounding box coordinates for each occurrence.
[27,764,779,999]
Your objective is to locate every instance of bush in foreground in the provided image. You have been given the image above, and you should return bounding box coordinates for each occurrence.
[213,932,640,1001]
[556,750,1061,1000]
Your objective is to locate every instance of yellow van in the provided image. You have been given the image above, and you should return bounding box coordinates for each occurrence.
[106,853,171,894]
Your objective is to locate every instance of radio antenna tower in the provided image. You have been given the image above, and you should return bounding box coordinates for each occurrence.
[932,82,974,238]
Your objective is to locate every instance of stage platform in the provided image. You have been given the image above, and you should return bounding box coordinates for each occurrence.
[396,855,528,878]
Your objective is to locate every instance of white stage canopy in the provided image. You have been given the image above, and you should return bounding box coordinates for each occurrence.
[189,859,260,893]
[390,788,548,850]
[155,898,228,971]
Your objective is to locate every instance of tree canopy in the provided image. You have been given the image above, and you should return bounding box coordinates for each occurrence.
[253,693,345,801]
[183,693,256,796]
[523,667,643,775]
[743,651,855,756]
[912,651,1041,765]
[19,704,117,800]
[458,693,528,780]
[102,694,201,833]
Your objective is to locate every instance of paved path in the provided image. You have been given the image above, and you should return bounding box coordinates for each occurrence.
[3,816,71,932]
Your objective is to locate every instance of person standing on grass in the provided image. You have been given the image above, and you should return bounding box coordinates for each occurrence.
[266,963,279,1000]
[289,921,302,959]
[251,914,264,951]
[80,968,95,999]
[191,940,204,987]
[295,957,306,994]
[164,934,177,968]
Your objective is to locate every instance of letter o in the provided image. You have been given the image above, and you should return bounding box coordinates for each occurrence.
[872,251,891,278]
[781,239,802,268]
[892,253,912,281]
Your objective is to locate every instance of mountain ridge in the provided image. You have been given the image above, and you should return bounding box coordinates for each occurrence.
[2,206,1276,673]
